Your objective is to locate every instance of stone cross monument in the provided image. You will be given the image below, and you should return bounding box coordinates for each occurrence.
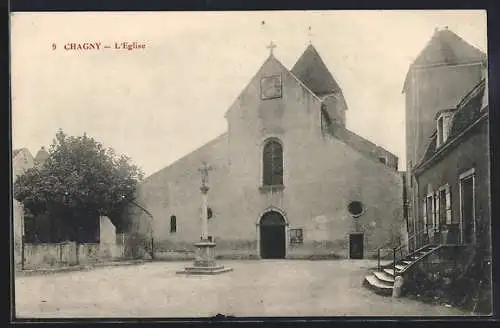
[176,162,233,275]
[198,161,212,240]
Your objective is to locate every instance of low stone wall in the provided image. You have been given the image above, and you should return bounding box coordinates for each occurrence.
[14,241,22,268]
[99,243,125,259]
[20,242,126,269]
[77,243,100,265]
[23,242,78,269]
[403,245,474,295]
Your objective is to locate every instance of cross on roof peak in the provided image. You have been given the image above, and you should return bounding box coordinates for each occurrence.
[266,41,277,55]
[308,26,314,45]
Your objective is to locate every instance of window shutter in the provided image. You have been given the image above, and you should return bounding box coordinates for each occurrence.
[434,193,440,232]
[445,186,452,224]
[423,200,427,234]
[431,194,436,232]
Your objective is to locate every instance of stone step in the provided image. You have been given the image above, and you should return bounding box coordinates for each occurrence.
[364,275,393,296]
[395,264,407,271]
[402,260,413,265]
[373,270,395,283]
[176,265,233,275]
[383,268,400,277]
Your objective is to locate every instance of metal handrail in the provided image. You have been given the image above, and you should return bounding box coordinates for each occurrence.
[391,227,431,275]
[376,226,430,272]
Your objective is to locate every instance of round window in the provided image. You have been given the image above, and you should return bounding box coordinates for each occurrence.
[348,201,364,217]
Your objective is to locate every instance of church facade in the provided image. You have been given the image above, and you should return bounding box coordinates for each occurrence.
[132,44,404,259]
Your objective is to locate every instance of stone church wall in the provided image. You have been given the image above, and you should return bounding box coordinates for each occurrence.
[132,54,404,259]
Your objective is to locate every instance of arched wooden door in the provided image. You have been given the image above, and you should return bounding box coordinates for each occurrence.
[260,211,286,259]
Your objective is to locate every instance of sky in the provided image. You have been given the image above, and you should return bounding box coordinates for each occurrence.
[10,10,487,176]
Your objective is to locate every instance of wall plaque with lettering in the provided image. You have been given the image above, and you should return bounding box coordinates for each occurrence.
[260,75,282,100]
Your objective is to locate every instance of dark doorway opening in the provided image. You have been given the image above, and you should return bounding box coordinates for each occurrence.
[260,211,286,259]
[349,233,364,259]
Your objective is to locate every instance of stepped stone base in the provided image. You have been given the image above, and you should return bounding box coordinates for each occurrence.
[176,265,233,275]
[176,240,233,275]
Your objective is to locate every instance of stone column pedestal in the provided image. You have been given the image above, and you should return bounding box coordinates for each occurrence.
[176,241,233,275]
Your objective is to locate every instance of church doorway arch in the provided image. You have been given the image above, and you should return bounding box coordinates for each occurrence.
[259,211,286,259]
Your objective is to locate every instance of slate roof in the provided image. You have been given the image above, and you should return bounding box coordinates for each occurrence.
[418,78,487,166]
[448,79,486,139]
[292,45,396,166]
[291,45,347,108]
[403,28,486,92]
[324,121,398,168]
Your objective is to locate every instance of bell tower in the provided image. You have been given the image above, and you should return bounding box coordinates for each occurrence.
[291,44,348,127]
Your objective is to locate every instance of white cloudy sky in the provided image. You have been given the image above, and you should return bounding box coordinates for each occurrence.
[11,10,487,176]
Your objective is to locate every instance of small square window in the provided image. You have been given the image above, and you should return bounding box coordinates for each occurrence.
[289,228,303,244]
[261,75,282,100]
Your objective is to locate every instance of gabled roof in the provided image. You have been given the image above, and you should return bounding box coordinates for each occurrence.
[291,44,342,97]
[403,28,486,92]
[225,52,322,118]
[324,121,398,169]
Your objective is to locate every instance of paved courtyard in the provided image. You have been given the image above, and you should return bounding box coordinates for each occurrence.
[15,260,468,318]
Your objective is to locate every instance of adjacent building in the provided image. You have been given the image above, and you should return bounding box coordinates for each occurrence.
[403,27,487,249]
[412,66,490,254]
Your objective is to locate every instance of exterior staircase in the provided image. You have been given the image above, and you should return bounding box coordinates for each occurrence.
[363,244,440,296]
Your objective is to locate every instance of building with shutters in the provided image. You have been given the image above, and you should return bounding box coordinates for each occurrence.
[403,27,490,252]
[129,43,404,259]
[364,29,490,305]
[411,66,489,252]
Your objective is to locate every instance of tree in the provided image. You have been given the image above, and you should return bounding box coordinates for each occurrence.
[13,129,144,242]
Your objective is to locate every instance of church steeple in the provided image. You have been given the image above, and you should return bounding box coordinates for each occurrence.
[292,44,348,126]
[291,44,341,96]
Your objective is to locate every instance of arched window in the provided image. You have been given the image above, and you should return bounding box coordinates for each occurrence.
[263,139,283,186]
